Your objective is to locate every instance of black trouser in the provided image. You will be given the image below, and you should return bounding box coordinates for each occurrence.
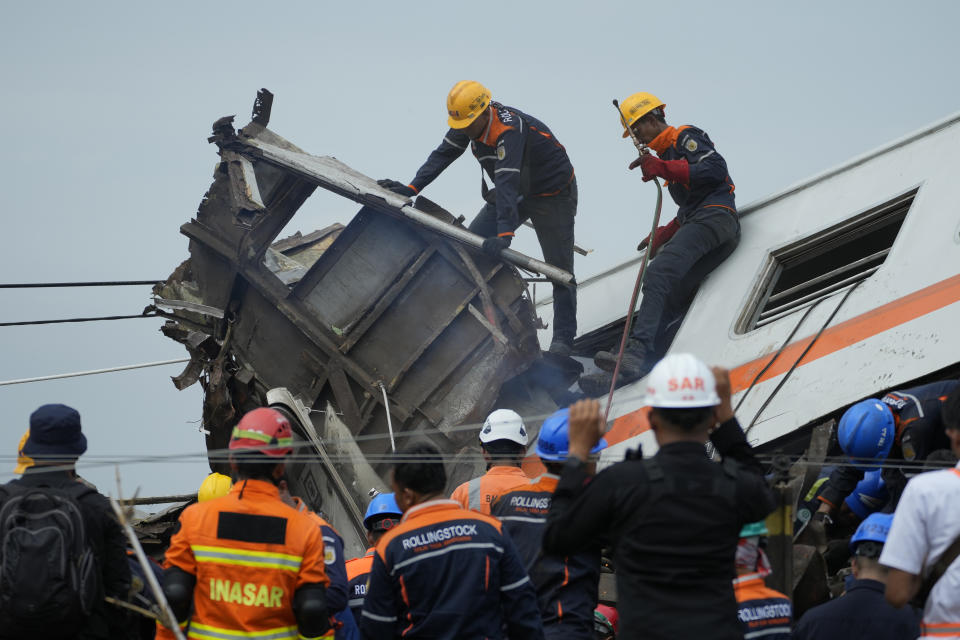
[469,179,578,344]
[631,207,740,357]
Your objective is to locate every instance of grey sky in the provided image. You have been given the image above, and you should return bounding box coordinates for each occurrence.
[2,0,959,502]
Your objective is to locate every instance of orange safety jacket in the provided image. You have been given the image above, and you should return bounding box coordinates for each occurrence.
[344,549,375,620]
[156,479,329,640]
[450,466,531,515]
[733,574,793,640]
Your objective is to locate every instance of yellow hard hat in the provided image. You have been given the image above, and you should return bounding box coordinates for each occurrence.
[447,81,491,129]
[619,92,666,138]
[198,472,233,502]
[14,429,33,474]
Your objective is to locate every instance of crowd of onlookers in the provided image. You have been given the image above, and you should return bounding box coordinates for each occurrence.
[1,354,957,639]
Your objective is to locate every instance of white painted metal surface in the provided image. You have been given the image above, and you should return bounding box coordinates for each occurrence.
[541,111,960,457]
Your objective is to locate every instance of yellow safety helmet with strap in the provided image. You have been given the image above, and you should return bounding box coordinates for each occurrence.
[198,472,233,502]
[620,91,666,138]
[447,80,491,129]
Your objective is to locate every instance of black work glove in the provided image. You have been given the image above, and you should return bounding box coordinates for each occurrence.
[482,236,512,255]
[377,178,417,198]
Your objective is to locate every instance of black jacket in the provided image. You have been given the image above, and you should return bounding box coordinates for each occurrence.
[5,469,132,640]
[793,579,920,640]
[543,418,776,640]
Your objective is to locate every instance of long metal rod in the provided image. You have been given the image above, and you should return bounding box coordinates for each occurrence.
[766,248,889,304]
[0,280,161,289]
[0,358,190,387]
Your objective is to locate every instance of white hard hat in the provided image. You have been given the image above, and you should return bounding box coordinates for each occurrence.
[644,353,721,408]
[479,409,528,446]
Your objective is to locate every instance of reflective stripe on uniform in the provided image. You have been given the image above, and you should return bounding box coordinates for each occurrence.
[362,611,397,623]
[348,597,364,608]
[391,542,504,574]
[467,478,483,511]
[191,545,302,572]
[230,428,293,447]
[494,167,520,174]
[744,628,792,639]
[498,515,546,524]
[921,623,960,636]
[188,621,298,640]
[443,136,467,150]
[500,575,530,592]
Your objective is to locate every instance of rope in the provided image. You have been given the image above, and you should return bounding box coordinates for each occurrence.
[0,358,190,386]
[0,313,159,328]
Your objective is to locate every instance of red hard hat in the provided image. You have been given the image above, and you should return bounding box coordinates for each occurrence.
[229,408,294,458]
[595,604,619,634]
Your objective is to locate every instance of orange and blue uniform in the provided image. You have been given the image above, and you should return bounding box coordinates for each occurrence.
[491,474,601,639]
[733,572,792,640]
[344,549,375,621]
[360,499,544,639]
[449,465,531,515]
[157,479,329,640]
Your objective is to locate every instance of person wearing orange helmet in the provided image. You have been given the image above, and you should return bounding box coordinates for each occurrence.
[580,93,740,395]
[378,80,579,356]
[156,407,333,640]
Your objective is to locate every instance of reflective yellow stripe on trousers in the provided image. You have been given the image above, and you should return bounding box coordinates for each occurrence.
[188,621,299,640]
[191,545,302,572]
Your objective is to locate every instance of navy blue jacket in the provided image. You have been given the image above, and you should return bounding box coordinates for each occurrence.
[793,579,920,640]
[648,125,736,222]
[360,499,544,639]
[491,474,600,636]
[819,380,959,510]
[409,102,574,236]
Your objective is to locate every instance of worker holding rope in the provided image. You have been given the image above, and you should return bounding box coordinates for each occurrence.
[580,93,740,396]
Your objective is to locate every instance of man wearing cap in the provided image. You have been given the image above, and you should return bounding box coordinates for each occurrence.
[450,408,533,515]
[344,493,402,622]
[580,94,740,395]
[378,80,579,356]
[156,407,332,640]
[794,513,920,640]
[544,354,776,640]
[880,389,960,639]
[732,521,792,640]
[1,404,131,640]
[491,407,607,638]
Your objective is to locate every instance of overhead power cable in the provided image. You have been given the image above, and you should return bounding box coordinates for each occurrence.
[0,280,162,289]
[0,313,160,327]
[0,358,190,387]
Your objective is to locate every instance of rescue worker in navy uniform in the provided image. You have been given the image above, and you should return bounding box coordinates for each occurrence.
[378,80,578,355]
[812,380,959,532]
[581,93,740,395]
[544,355,777,640]
[344,493,402,622]
[360,442,544,639]
[491,407,607,638]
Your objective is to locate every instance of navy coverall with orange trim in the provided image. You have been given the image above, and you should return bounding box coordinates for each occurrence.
[491,474,601,639]
[627,124,740,364]
[818,379,959,511]
[407,102,578,345]
[360,499,544,639]
[344,549,374,622]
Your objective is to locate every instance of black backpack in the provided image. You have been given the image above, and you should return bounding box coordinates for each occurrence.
[0,483,98,633]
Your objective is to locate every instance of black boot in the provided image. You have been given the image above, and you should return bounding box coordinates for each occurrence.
[593,340,646,377]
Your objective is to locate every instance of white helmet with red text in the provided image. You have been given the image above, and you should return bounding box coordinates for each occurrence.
[644,353,721,408]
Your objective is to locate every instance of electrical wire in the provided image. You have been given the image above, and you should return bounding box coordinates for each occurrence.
[0,358,190,387]
[0,280,162,289]
[0,313,159,328]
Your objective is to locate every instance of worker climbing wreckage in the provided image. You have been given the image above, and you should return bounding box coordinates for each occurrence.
[378,80,579,356]
[580,92,740,396]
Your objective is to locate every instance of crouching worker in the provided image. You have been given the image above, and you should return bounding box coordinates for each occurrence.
[360,442,544,639]
[157,408,332,639]
[491,407,607,638]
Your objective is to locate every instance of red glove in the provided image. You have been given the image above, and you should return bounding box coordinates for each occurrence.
[631,155,690,184]
[637,218,680,257]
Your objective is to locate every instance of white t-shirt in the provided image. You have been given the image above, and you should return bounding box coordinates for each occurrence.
[880,462,960,638]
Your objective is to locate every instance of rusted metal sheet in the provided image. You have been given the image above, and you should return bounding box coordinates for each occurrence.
[154,90,545,554]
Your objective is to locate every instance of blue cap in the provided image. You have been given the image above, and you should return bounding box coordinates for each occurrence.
[849,512,894,552]
[22,404,87,459]
[536,408,608,462]
[364,493,402,531]
[838,399,895,471]
[843,470,889,519]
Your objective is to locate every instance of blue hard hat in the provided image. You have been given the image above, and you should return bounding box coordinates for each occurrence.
[843,470,889,519]
[849,512,894,552]
[363,493,402,531]
[536,408,608,462]
[838,399,895,471]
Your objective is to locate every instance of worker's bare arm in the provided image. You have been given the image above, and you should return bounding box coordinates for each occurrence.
[884,568,921,608]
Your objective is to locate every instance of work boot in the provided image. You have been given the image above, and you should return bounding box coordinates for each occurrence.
[593,341,646,377]
[548,338,573,357]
